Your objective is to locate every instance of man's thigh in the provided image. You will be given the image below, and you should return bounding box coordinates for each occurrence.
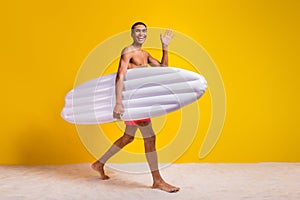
[138,122,155,139]
[124,125,138,137]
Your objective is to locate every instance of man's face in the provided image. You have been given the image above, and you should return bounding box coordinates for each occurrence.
[131,25,147,45]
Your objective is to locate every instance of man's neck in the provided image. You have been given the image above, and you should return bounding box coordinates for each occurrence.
[132,43,142,50]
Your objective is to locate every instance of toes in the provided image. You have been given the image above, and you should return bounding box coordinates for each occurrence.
[169,187,180,193]
[152,183,180,193]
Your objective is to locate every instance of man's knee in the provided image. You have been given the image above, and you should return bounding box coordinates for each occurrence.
[143,135,156,143]
[122,134,134,144]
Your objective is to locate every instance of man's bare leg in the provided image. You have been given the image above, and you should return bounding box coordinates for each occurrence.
[91,133,135,179]
[139,123,180,193]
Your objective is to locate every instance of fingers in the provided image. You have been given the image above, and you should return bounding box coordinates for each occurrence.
[166,29,172,35]
[164,29,175,38]
[113,104,124,119]
[113,111,123,119]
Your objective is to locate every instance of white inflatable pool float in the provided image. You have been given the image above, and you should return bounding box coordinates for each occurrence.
[61,67,207,124]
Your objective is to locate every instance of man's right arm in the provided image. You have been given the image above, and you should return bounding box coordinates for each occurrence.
[113,49,131,119]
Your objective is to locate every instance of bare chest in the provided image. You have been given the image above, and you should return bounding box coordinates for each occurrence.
[128,51,149,68]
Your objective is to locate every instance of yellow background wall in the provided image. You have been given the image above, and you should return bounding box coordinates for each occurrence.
[0,0,299,165]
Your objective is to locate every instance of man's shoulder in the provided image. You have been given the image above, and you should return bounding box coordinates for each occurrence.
[141,49,150,55]
[121,46,134,55]
[121,46,149,55]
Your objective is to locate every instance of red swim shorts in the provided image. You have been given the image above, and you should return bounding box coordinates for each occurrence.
[124,118,151,126]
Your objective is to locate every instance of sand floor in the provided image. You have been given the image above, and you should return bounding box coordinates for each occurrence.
[0,163,299,200]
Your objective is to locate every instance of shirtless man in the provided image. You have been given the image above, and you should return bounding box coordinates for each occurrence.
[92,22,179,193]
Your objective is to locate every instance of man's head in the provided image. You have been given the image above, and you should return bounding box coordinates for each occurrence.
[131,22,147,45]
[131,22,147,32]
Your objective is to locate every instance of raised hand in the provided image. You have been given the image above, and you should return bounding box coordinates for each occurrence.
[160,30,175,48]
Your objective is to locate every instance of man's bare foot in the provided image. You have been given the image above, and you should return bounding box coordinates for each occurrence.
[91,161,109,180]
[152,180,180,193]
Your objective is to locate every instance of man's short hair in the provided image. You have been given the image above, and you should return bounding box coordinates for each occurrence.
[131,22,147,32]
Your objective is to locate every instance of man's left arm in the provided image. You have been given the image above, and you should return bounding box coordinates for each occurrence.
[148,30,175,67]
